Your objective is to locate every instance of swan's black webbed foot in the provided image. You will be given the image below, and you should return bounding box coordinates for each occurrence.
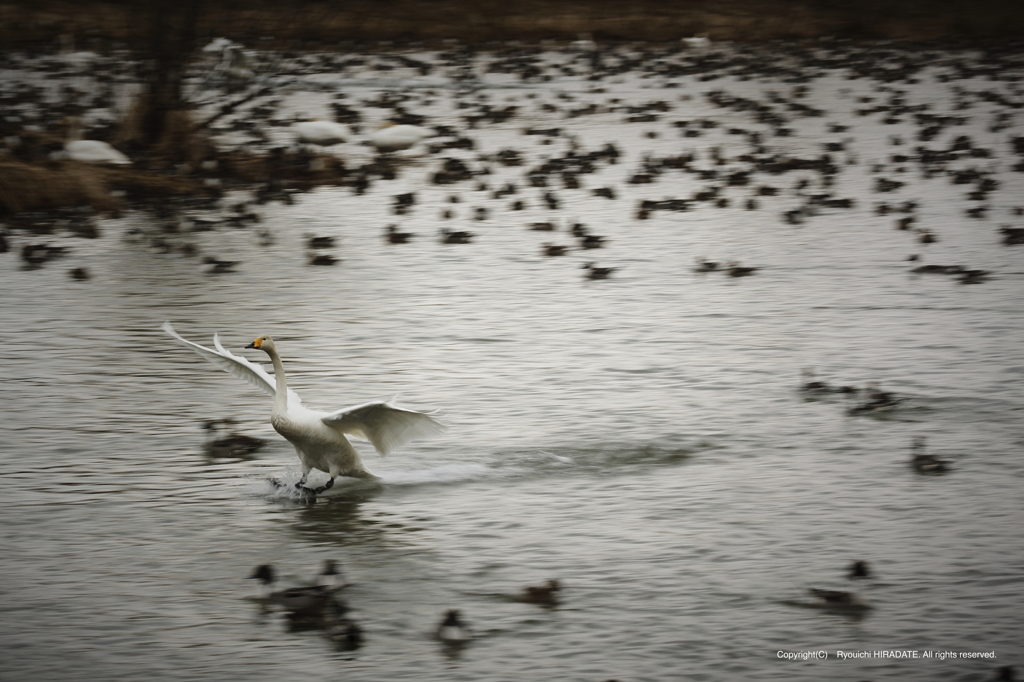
[294,484,318,500]
[313,477,335,495]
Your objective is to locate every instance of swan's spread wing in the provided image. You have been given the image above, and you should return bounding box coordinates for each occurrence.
[321,401,445,456]
[162,322,302,407]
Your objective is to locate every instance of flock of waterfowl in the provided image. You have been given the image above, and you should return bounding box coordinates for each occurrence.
[800,367,955,470]
[3,34,1021,289]
[248,558,560,649]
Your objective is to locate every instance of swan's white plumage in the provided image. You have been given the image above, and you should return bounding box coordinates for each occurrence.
[162,322,301,408]
[57,117,131,165]
[63,139,132,165]
[293,120,351,146]
[321,400,445,456]
[370,123,431,152]
[163,323,444,481]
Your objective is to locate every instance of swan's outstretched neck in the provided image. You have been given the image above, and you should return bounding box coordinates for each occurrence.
[266,347,289,414]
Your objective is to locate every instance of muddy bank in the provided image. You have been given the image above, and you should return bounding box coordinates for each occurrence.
[2,0,1024,49]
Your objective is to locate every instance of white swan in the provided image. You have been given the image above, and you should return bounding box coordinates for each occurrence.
[682,34,711,49]
[163,323,444,495]
[370,122,431,152]
[293,120,351,146]
[57,117,131,165]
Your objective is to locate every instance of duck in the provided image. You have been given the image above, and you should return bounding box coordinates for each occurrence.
[163,324,445,496]
[249,564,332,614]
[799,368,830,392]
[370,122,431,152]
[958,268,990,284]
[911,262,965,274]
[519,579,561,605]
[56,117,131,165]
[848,560,872,579]
[325,610,364,648]
[202,418,265,457]
[440,228,474,244]
[988,666,1016,682]
[582,263,616,280]
[726,262,758,277]
[316,559,348,590]
[847,383,902,414]
[807,588,870,610]
[542,243,568,257]
[292,120,350,146]
[436,609,473,644]
[308,253,339,266]
[305,235,336,249]
[68,266,90,280]
[21,243,67,268]
[249,561,348,610]
[203,256,239,274]
[693,257,719,273]
[385,224,414,243]
[910,436,950,474]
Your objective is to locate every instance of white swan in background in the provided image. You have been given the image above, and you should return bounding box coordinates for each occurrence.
[370,122,431,152]
[682,34,711,49]
[57,117,131,165]
[292,120,351,146]
[163,323,444,496]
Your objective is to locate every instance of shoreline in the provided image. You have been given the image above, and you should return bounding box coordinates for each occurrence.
[3,0,1024,50]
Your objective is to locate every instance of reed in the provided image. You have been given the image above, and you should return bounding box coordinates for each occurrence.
[0,159,201,214]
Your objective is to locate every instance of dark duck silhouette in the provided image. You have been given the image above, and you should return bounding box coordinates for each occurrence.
[519,579,562,605]
[435,609,473,644]
[910,436,950,474]
[848,560,872,579]
[202,418,265,457]
[582,263,616,280]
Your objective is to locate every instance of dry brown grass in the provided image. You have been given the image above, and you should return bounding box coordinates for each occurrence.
[0,159,118,214]
[117,98,211,166]
[0,158,202,214]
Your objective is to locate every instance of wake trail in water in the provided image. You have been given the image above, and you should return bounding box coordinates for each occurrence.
[248,441,703,499]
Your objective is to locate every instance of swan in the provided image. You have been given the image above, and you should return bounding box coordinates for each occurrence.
[682,34,711,49]
[370,122,431,152]
[57,117,131,165]
[163,323,444,495]
[292,120,351,146]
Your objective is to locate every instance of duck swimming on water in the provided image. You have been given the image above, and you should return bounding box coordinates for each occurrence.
[249,561,348,610]
[848,560,872,579]
[910,436,950,474]
[519,579,562,605]
[807,588,870,611]
[436,609,473,644]
[164,323,445,497]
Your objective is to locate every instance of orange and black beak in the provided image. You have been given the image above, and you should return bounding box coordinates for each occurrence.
[245,338,262,349]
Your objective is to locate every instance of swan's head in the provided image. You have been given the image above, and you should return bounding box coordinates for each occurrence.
[245,334,276,353]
